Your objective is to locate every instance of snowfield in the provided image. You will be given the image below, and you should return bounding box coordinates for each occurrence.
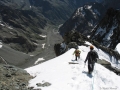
[0,41,2,48]
[25,42,120,90]
[115,43,120,54]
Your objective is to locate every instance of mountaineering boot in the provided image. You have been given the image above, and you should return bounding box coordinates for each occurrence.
[88,71,92,74]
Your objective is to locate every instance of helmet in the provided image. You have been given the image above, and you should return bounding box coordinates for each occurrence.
[90,45,94,49]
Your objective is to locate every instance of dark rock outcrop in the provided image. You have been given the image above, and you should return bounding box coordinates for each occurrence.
[59,2,106,36]
[90,8,120,49]
[59,0,120,38]
[68,42,78,49]
[0,64,33,90]
[63,30,85,45]
[103,0,120,9]
[36,82,51,87]
[54,43,61,56]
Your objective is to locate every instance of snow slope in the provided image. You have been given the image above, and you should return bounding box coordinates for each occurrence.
[115,43,120,54]
[25,42,120,90]
[0,41,2,48]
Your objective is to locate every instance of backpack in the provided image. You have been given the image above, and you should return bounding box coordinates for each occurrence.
[75,50,80,56]
[90,51,97,63]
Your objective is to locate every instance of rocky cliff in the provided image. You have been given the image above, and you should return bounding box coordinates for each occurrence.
[90,8,120,49]
[59,2,106,36]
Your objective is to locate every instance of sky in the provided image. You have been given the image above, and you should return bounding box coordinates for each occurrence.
[25,41,120,90]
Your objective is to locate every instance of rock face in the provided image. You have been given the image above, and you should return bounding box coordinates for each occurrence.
[0,0,104,25]
[59,2,106,36]
[0,64,32,90]
[59,0,120,35]
[63,30,85,45]
[103,0,120,9]
[90,8,120,49]
[59,1,120,50]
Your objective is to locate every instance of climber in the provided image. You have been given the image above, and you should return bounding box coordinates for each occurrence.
[73,48,81,61]
[84,45,99,74]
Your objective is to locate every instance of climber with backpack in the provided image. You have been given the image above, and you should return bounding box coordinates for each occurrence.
[73,48,81,61]
[84,45,99,74]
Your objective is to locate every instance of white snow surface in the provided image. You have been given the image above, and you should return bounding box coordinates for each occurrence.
[0,23,5,26]
[25,42,120,90]
[35,58,45,65]
[0,41,2,48]
[85,5,92,9]
[42,43,45,49]
[115,43,120,54]
[39,35,47,38]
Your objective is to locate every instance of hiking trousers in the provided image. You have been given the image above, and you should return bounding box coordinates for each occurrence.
[88,63,95,72]
[75,55,80,61]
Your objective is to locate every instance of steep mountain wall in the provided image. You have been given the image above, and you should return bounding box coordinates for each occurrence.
[59,2,106,36]
[90,8,120,49]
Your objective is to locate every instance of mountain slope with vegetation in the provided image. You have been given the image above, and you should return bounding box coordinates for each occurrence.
[90,8,120,49]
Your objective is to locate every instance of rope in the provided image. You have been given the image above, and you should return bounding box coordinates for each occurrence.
[92,63,96,90]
